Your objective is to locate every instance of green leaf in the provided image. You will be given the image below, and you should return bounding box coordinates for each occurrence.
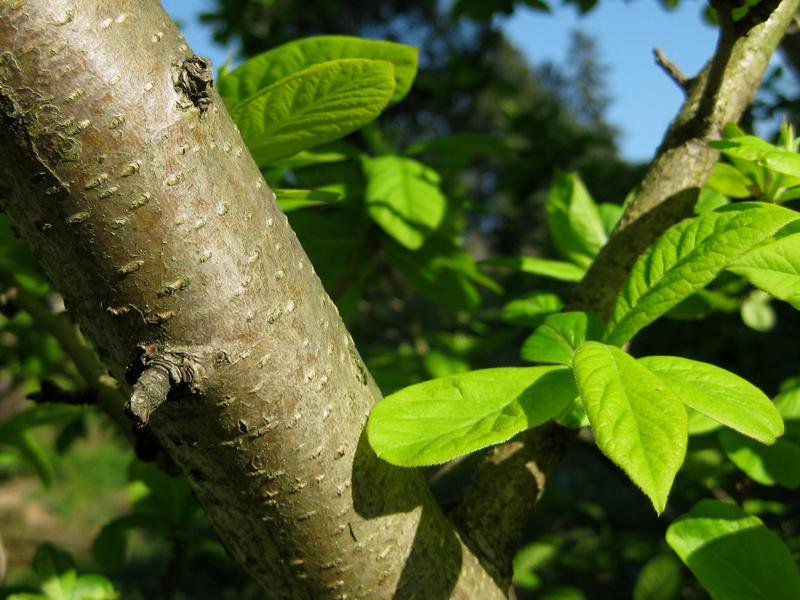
[219,35,418,108]
[547,171,607,267]
[729,233,800,309]
[665,289,738,321]
[765,149,800,178]
[572,342,687,513]
[775,385,800,440]
[740,290,776,332]
[232,59,396,167]
[719,430,800,489]
[666,499,800,600]
[423,349,470,378]
[481,256,586,282]
[500,292,562,327]
[71,575,119,600]
[15,431,55,487]
[687,408,723,436]
[694,188,730,215]
[604,203,798,346]
[384,233,498,310]
[597,202,623,235]
[366,366,576,466]
[33,543,76,600]
[273,188,341,212]
[362,155,447,250]
[710,135,778,162]
[513,539,560,589]
[706,162,752,198]
[521,311,605,366]
[639,355,783,444]
[633,554,682,600]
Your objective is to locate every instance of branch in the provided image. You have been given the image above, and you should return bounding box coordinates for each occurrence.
[653,46,690,93]
[448,423,570,584]
[127,367,171,429]
[572,0,799,318]
[0,3,504,596]
[451,0,800,579]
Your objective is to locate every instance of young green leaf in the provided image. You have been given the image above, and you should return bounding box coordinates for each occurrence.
[705,162,753,198]
[366,366,576,467]
[719,430,800,489]
[219,35,418,108]
[639,355,783,444]
[231,59,396,167]
[687,408,723,436]
[694,188,730,215]
[384,234,499,311]
[546,171,608,268]
[764,149,800,179]
[521,311,605,366]
[775,385,800,439]
[604,203,799,346]
[572,342,687,513]
[710,135,778,162]
[729,233,800,309]
[480,256,586,282]
[274,188,341,212]
[33,543,77,600]
[633,554,682,600]
[740,290,776,332]
[597,202,623,235]
[500,292,563,327]
[362,155,447,250]
[666,499,800,600]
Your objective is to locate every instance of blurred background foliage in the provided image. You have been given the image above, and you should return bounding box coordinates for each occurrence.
[2,1,800,599]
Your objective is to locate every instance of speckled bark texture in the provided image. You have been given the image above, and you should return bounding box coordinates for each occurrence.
[0,1,503,598]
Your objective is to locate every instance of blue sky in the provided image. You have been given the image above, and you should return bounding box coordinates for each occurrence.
[161,1,760,162]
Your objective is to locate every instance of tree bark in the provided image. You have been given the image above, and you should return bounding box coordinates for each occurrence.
[0,1,502,597]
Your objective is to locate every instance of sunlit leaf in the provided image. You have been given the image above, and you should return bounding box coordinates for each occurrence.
[367,366,576,466]
[219,35,417,107]
[573,342,687,513]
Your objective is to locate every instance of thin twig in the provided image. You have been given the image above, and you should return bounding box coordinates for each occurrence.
[653,46,690,93]
[0,273,133,442]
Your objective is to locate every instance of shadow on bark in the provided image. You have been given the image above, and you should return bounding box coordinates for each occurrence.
[351,431,465,599]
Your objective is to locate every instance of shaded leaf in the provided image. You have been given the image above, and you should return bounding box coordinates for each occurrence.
[500,292,562,327]
[740,290,776,332]
[719,430,800,489]
[274,188,341,212]
[481,256,586,282]
[547,171,607,268]
[667,499,800,600]
[633,554,682,600]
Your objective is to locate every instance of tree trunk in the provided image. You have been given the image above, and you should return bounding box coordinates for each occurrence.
[0,1,502,597]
